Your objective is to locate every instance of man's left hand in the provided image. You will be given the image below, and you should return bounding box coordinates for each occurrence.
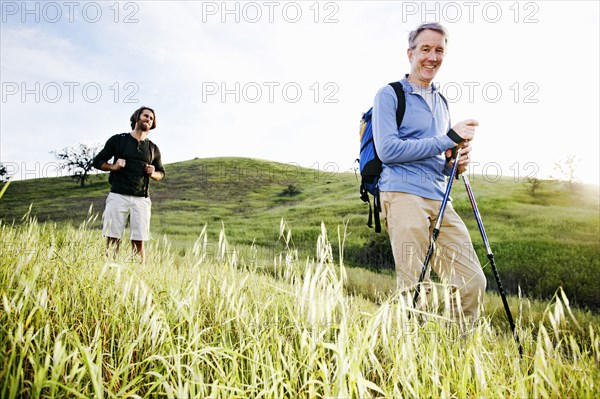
[445,142,472,175]
[145,164,155,175]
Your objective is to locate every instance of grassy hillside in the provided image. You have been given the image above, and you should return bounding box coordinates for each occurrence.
[1,157,599,309]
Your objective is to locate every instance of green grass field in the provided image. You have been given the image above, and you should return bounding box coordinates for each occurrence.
[1,157,598,308]
[1,214,599,397]
[1,158,599,397]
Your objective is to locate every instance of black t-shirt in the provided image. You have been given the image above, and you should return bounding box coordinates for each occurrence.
[93,133,165,197]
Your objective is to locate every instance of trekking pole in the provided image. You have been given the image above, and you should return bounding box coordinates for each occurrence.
[412,148,462,309]
[461,173,523,357]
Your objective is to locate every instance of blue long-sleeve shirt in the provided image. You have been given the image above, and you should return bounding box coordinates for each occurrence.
[373,77,456,200]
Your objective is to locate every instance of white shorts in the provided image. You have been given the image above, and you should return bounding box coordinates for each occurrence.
[102,192,152,241]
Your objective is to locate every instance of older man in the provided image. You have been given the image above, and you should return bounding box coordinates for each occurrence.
[373,22,486,321]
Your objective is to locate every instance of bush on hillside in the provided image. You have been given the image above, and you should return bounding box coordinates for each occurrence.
[279,185,302,197]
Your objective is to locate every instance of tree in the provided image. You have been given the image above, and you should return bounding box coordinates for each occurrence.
[52,143,101,187]
[0,163,8,182]
[524,177,542,197]
[553,155,579,189]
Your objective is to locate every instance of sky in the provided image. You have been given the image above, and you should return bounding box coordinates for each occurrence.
[1,0,599,185]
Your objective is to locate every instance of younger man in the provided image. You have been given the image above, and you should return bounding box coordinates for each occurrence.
[93,106,165,263]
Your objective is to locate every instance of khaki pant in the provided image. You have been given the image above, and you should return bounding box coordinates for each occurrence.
[380,191,486,320]
[102,192,152,241]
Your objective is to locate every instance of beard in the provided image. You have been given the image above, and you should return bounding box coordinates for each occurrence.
[137,120,151,132]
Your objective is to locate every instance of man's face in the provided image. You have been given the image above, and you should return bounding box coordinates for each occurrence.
[136,109,154,132]
[407,29,446,86]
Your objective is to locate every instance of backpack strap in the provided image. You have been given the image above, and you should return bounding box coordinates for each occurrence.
[388,81,406,130]
[108,133,128,185]
[114,133,129,161]
[373,190,381,233]
[368,82,405,233]
[143,140,156,198]
[148,141,155,164]
[438,91,449,109]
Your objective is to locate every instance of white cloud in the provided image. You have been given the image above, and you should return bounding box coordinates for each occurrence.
[1,1,598,185]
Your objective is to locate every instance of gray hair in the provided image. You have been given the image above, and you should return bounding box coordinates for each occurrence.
[408,22,449,49]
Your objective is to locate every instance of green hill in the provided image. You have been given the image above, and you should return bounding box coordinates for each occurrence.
[1,157,599,309]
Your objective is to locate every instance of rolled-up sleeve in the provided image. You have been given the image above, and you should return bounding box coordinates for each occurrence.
[152,146,165,178]
[92,135,117,170]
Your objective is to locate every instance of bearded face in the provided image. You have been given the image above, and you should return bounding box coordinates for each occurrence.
[136,109,155,132]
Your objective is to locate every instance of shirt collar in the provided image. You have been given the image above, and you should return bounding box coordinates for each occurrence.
[400,74,439,93]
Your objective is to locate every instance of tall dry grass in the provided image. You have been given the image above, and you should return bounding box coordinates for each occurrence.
[1,214,599,398]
